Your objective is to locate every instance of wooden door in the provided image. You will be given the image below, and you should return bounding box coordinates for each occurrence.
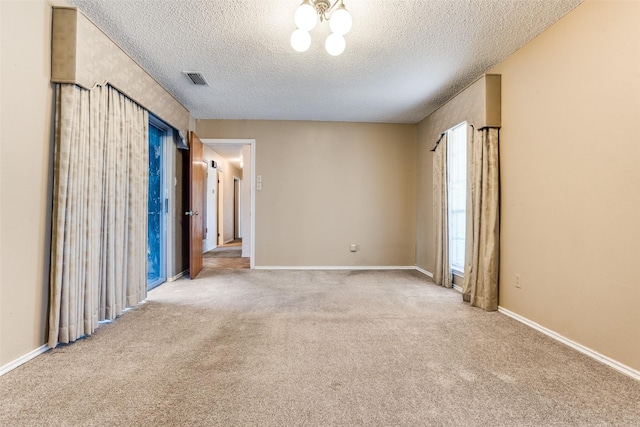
[188,131,205,278]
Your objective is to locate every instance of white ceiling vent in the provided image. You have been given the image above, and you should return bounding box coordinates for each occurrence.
[183,72,209,86]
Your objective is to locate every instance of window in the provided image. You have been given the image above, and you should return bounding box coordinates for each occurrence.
[447,123,467,273]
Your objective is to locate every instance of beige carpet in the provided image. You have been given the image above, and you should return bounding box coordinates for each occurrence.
[1,269,639,426]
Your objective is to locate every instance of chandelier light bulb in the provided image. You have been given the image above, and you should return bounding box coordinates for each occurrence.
[291,29,311,52]
[325,33,346,56]
[329,4,352,36]
[294,1,318,32]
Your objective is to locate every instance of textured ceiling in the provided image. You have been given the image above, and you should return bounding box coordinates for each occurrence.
[66,0,583,124]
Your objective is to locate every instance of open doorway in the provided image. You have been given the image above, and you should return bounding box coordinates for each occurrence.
[200,139,255,269]
[217,170,223,246]
[234,177,241,240]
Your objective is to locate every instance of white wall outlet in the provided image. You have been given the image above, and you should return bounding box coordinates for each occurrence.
[257,175,262,183]
[515,274,522,289]
[256,182,262,191]
[350,244,357,252]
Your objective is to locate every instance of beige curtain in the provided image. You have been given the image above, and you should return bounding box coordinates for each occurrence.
[462,127,500,311]
[433,134,452,288]
[48,84,149,347]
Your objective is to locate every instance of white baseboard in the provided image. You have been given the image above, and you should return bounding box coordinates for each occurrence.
[452,284,463,293]
[414,266,434,278]
[253,265,416,271]
[498,306,640,381]
[167,270,188,282]
[0,344,50,377]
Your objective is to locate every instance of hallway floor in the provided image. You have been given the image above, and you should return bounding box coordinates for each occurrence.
[203,239,249,269]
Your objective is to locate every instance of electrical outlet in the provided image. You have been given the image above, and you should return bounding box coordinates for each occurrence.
[350,244,357,252]
[515,274,522,289]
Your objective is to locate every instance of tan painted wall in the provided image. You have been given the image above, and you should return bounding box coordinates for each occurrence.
[417,0,639,371]
[0,0,58,365]
[196,120,417,267]
[490,0,640,371]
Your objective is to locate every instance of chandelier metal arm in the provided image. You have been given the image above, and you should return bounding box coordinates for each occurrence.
[291,0,351,55]
[325,0,344,14]
[313,0,344,22]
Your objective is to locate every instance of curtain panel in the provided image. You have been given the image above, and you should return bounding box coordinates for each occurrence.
[433,134,452,288]
[48,84,149,347]
[462,127,500,311]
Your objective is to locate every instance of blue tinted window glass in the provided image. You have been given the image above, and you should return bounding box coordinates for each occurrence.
[148,124,164,285]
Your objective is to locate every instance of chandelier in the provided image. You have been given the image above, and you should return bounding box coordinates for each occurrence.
[290,0,353,56]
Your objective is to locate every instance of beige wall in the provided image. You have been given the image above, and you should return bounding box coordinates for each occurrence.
[490,0,640,371]
[196,120,417,267]
[417,0,639,371]
[0,0,57,365]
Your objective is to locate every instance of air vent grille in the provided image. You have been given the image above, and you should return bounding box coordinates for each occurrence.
[184,72,209,86]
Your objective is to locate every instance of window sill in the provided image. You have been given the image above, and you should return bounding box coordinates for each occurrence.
[451,269,464,278]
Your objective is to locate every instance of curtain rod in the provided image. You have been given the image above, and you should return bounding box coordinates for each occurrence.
[429,124,500,152]
[430,133,445,152]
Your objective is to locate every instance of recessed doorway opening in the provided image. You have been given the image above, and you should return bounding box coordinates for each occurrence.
[201,138,255,270]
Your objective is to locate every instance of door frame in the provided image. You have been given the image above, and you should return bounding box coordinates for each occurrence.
[217,170,223,246]
[233,176,241,239]
[147,115,172,290]
[188,132,205,279]
[202,138,256,269]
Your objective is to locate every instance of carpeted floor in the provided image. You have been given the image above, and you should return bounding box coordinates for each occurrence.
[1,269,639,426]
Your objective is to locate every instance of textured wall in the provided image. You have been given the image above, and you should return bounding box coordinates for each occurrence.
[51,7,190,133]
[196,120,417,267]
[490,0,640,371]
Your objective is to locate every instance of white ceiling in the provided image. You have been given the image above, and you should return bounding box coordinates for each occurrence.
[67,0,582,124]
